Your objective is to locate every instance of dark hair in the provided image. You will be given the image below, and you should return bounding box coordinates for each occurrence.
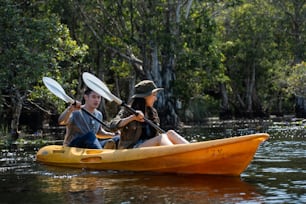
[130,98,159,138]
[131,98,146,113]
[84,87,93,95]
[131,98,159,124]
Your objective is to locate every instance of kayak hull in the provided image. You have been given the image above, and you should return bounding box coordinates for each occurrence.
[36,133,269,176]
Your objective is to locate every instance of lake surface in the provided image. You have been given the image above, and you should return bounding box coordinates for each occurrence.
[0,122,305,204]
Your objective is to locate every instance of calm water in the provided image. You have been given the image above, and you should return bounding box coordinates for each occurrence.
[0,123,305,204]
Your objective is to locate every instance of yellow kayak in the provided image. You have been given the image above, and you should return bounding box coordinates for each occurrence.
[36,133,269,176]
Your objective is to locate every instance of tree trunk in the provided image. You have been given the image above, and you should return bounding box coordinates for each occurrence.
[10,89,23,140]
[161,54,179,127]
[149,43,179,128]
[252,87,265,117]
[284,0,304,64]
[219,82,232,119]
[295,96,306,118]
[245,63,256,115]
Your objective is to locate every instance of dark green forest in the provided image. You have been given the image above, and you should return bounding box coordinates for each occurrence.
[0,0,305,138]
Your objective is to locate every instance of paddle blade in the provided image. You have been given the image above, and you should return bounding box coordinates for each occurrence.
[42,77,74,103]
[82,72,122,104]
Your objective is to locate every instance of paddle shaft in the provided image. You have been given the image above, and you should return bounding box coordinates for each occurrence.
[121,102,166,134]
[80,107,110,130]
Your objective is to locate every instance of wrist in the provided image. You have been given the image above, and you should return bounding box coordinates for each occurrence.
[67,106,73,112]
[131,115,137,121]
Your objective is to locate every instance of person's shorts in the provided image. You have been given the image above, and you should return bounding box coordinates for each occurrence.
[69,132,102,149]
[133,139,145,148]
[99,135,120,149]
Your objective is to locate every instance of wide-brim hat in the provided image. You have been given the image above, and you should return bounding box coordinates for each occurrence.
[132,80,163,98]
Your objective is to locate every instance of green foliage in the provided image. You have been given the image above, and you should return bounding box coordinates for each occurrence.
[0,0,88,116]
[185,95,219,122]
[110,60,133,78]
[1,0,305,129]
[214,0,303,115]
[175,1,226,103]
[0,125,9,137]
[287,62,306,97]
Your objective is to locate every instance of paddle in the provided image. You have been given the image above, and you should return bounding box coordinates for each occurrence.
[82,72,166,133]
[42,77,111,131]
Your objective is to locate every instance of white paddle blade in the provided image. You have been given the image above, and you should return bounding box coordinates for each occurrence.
[82,72,122,104]
[42,77,74,103]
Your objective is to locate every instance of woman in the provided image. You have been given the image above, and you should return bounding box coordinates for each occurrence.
[109,80,189,149]
[58,87,118,149]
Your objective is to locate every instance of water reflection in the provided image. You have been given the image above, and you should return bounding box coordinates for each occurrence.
[0,152,264,203]
[36,171,263,203]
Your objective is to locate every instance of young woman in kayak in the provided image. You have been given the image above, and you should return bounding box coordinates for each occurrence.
[58,88,118,149]
[109,80,189,149]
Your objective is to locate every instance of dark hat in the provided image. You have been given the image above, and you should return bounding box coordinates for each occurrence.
[132,80,163,98]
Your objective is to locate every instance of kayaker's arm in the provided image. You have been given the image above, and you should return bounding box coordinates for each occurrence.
[109,107,144,131]
[96,128,117,138]
[117,110,144,128]
[58,101,81,125]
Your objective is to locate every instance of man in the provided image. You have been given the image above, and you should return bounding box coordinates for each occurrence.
[58,87,117,149]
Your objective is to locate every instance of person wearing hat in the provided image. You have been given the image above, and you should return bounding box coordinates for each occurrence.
[109,80,189,149]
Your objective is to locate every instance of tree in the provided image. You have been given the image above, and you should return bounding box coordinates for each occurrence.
[217,1,282,117]
[287,62,306,98]
[175,1,228,118]
[270,0,305,64]
[0,0,87,139]
[287,62,306,117]
[261,0,305,115]
[55,0,226,126]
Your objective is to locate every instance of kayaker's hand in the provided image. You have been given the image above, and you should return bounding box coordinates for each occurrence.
[134,110,145,122]
[69,100,81,111]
